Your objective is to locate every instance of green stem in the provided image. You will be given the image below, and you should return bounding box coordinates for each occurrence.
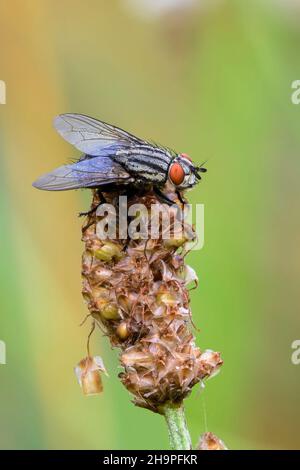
[161,402,192,450]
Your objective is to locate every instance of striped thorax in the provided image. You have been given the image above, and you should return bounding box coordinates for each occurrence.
[113,144,173,184]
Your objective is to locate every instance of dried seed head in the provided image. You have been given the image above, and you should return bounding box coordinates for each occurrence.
[81,189,223,412]
[75,356,107,396]
[197,432,228,450]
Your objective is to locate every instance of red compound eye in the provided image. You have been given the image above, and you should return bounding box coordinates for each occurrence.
[169,162,185,185]
[180,153,192,162]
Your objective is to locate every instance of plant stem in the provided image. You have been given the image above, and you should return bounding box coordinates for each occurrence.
[161,402,192,450]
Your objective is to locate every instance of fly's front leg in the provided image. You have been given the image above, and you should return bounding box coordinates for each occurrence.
[176,190,187,207]
[153,187,175,206]
[154,187,186,213]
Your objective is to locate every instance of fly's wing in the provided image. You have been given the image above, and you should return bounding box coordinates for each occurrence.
[32,156,133,191]
[54,113,145,156]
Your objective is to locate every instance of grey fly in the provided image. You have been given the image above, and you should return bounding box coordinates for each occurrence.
[32,114,206,203]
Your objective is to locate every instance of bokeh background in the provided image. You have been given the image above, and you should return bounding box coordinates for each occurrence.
[0,0,300,450]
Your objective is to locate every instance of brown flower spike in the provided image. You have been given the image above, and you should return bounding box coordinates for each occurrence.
[32,112,223,449]
[81,188,222,414]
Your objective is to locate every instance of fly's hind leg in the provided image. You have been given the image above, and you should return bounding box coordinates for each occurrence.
[79,206,97,218]
[78,190,107,218]
[81,190,108,233]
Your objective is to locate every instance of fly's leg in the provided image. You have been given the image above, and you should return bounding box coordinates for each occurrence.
[81,190,107,233]
[79,196,104,218]
[154,188,185,242]
[154,187,175,206]
[176,190,186,207]
[79,190,107,217]
[154,188,189,243]
[78,205,98,218]
[154,187,186,210]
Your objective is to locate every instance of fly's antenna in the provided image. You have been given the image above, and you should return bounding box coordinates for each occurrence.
[194,161,208,180]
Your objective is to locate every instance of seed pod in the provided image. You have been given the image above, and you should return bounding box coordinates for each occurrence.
[74,356,107,396]
[116,322,130,340]
[163,236,187,249]
[94,242,123,262]
[198,350,222,379]
[156,287,178,306]
[92,267,113,281]
[96,300,119,320]
[117,292,138,313]
[121,349,153,368]
[92,287,110,300]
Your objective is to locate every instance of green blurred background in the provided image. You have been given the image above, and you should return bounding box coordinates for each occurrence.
[0,0,300,450]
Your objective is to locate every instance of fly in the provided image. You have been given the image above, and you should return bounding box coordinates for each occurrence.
[32,113,206,204]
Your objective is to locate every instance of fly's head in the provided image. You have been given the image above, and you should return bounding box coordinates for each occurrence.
[168,153,207,191]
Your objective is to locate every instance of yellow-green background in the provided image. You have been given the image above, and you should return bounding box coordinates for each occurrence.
[0,0,299,450]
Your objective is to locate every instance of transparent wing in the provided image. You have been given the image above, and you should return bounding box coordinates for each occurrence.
[54,113,144,156]
[32,156,133,191]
